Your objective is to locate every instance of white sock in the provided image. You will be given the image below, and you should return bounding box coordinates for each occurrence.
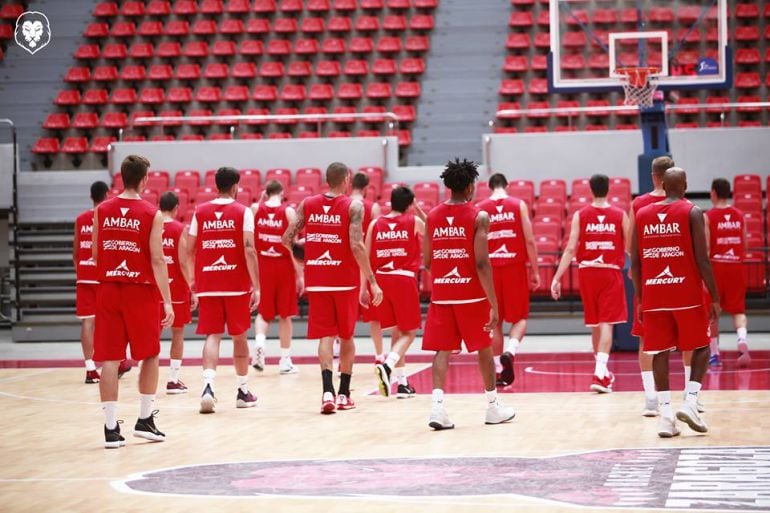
[395,366,407,386]
[683,365,691,388]
[594,352,609,378]
[237,374,249,394]
[658,390,673,419]
[685,381,702,406]
[139,394,154,419]
[202,368,216,392]
[432,388,444,406]
[737,327,747,342]
[484,388,497,404]
[169,359,182,383]
[709,337,719,356]
[506,337,520,355]
[102,401,117,430]
[254,333,266,349]
[280,348,291,358]
[384,351,399,369]
[85,359,96,371]
[641,371,656,400]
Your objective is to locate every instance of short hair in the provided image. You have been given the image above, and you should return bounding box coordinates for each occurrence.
[159,191,179,212]
[488,173,508,190]
[265,179,283,197]
[390,186,415,213]
[90,181,109,203]
[351,172,369,190]
[326,162,349,187]
[120,155,150,189]
[651,156,674,178]
[441,158,479,193]
[589,174,609,198]
[711,178,731,199]
[214,166,240,192]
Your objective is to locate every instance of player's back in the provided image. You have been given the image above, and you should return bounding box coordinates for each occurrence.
[96,196,157,284]
[162,219,187,294]
[75,209,98,284]
[576,204,625,269]
[303,193,358,290]
[706,205,745,263]
[632,192,664,216]
[370,212,420,276]
[193,200,250,295]
[477,196,526,267]
[254,202,291,261]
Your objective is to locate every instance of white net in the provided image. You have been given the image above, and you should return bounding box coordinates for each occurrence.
[618,68,660,108]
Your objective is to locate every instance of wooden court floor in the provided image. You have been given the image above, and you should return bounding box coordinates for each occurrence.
[0,363,768,513]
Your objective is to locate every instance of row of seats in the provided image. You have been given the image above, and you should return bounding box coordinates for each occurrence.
[0,3,26,61]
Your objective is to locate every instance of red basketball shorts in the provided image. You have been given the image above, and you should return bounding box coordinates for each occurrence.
[196,294,251,336]
[712,261,746,314]
[422,299,493,353]
[257,257,298,321]
[492,263,530,324]
[307,289,358,340]
[93,282,161,362]
[376,274,422,332]
[631,295,643,338]
[578,267,627,327]
[642,307,710,353]
[76,283,97,319]
[165,282,191,329]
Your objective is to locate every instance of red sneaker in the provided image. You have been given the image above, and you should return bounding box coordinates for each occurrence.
[321,392,336,414]
[336,394,356,410]
[118,360,132,378]
[590,372,615,393]
[85,370,100,384]
[166,380,188,395]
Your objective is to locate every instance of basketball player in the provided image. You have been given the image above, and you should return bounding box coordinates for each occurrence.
[423,158,515,430]
[705,178,750,367]
[552,174,629,394]
[92,155,173,448]
[477,173,540,386]
[630,168,719,438]
[350,172,383,362]
[251,180,302,375]
[159,192,194,394]
[187,167,260,414]
[371,186,424,398]
[282,162,383,414]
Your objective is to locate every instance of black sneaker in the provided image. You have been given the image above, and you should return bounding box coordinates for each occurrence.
[236,389,258,408]
[375,363,392,397]
[200,383,216,414]
[396,383,416,399]
[133,410,165,442]
[499,351,515,386]
[104,420,125,449]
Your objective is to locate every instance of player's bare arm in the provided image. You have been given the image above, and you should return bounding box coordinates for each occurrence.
[244,230,260,311]
[371,202,381,220]
[150,211,174,328]
[629,217,642,301]
[703,213,711,254]
[413,201,428,223]
[285,206,304,293]
[520,200,540,289]
[361,218,376,305]
[422,218,432,271]
[72,222,79,268]
[474,210,498,331]
[551,212,580,300]
[350,199,382,306]
[282,200,304,253]
[621,211,631,255]
[415,216,425,236]
[690,206,720,321]
[91,208,100,263]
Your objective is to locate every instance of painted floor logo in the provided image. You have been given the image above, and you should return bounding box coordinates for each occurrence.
[114,446,770,510]
[14,11,51,55]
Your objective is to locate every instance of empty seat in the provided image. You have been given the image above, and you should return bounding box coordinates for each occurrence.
[62,137,89,154]
[33,138,60,154]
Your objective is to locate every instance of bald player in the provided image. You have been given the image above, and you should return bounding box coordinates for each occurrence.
[631,168,719,438]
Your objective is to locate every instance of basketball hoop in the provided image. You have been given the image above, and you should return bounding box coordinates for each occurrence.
[616,67,660,108]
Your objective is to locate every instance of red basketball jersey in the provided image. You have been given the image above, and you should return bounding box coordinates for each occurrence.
[576,205,625,270]
[636,199,703,311]
[631,191,665,215]
[370,213,420,276]
[255,202,291,261]
[706,206,745,263]
[428,202,486,303]
[96,197,157,285]
[75,209,98,284]
[194,201,251,295]
[303,194,359,290]
[162,219,189,297]
[477,196,526,266]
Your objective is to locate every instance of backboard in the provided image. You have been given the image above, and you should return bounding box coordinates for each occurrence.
[548,0,731,93]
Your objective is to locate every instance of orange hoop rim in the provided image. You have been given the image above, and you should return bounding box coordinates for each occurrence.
[616,66,660,88]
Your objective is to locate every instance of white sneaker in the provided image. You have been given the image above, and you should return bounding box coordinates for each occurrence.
[278,357,298,375]
[657,417,681,438]
[252,345,265,372]
[676,401,708,433]
[737,340,751,367]
[199,384,216,414]
[428,404,454,430]
[642,396,660,417]
[485,400,516,425]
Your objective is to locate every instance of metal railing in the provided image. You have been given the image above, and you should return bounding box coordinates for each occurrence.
[0,118,18,322]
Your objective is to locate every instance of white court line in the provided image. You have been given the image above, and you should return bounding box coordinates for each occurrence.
[524,365,770,377]
[0,477,119,483]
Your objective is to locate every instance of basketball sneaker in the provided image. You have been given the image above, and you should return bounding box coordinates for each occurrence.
[485,400,516,425]
[118,360,132,378]
[737,340,751,367]
[657,417,681,438]
[200,384,217,414]
[499,351,515,386]
[642,397,660,417]
[590,372,615,393]
[252,346,265,372]
[429,405,454,430]
[321,392,336,414]
[495,373,509,387]
[85,370,100,384]
[166,380,188,395]
[336,394,356,410]
[676,402,708,433]
[708,354,722,367]
[374,363,391,397]
[133,410,165,442]
[396,383,416,399]
[104,421,125,449]
[278,357,298,375]
[236,389,258,408]
[374,354,385,365]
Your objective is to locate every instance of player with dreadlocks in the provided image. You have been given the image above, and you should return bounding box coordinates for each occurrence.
[423,158,516,430]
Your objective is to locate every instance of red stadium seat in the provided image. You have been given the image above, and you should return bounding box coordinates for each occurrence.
[62,137,89,154]
[33,138,60,154]
[266,169,292,190]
